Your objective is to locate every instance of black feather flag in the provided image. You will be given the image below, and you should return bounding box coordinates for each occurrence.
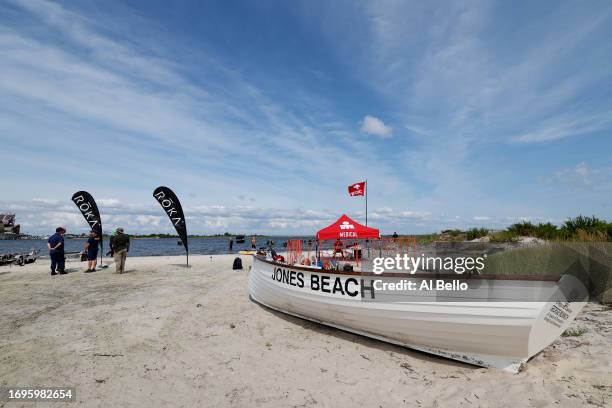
[153,186,189,265]
[71,191,103,263]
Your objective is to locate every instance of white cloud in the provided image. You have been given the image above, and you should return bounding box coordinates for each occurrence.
[512,112,612,143]
[546,162,612,191]
[0,199,525,235]
[97,198,120,206]
[0,0,415,214]
[360,115,393,138]
[2,1,609,233]
[308,2,612,205]
[404,124,432,136]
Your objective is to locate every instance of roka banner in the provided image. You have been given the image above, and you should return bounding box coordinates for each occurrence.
[71,191,103,258]
[153,186,188,256]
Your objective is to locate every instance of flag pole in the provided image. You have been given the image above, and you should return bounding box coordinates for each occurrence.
[365,179,368,226]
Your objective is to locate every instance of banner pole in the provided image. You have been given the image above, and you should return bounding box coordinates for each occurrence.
[365,179,368,226]
[186,250,189,267]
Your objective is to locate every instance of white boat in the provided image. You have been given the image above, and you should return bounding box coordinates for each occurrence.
[249,255,588,373]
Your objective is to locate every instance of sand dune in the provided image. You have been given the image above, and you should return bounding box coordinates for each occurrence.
[0,255,610,407]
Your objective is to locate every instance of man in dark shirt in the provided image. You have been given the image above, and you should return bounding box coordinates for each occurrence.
[47,227,66,275]
[111,228,130,274]
[84,230,100,273]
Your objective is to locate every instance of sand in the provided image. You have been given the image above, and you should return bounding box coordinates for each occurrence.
[0,255,610,408]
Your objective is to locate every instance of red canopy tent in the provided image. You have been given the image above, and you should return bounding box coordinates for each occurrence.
[316,214,379,240]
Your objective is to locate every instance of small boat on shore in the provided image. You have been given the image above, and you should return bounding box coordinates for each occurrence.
[249,215,588,373]
[249,255,588,373]
[0,250,39,266]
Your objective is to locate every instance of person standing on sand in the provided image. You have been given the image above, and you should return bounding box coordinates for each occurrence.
[229,237,234,252]
[106,228,117,257]
[251,236,257,249]
[332,238,344,258]
[48,227,66,275]
[84,230,99,273]
[111,228,130,274]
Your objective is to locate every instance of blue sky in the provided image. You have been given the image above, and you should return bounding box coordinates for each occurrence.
[1,0,611,235]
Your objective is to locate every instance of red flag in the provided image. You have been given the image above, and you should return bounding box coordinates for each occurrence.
[348,181,366,196]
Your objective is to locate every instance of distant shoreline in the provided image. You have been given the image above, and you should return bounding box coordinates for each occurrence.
[6,215,611,243]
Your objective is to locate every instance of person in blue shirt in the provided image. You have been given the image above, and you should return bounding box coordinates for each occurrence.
[47,227,66,275]
[84,230,100,273]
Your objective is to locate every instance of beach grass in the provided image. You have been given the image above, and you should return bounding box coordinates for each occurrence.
[466,228,488,241]
[562,327,588,337]
[482,243,584,278]
[488,230,520,243]
[481,242,611,301]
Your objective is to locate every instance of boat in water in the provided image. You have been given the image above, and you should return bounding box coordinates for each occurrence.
[249,215,589,373]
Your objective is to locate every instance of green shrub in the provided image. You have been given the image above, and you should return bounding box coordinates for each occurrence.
[505,217,609,241]
[473,229,487,240]
[562,327,588,337]
[508,221,557,238]
[467,228,489,240]
[534,222,558,240]
[489,230,519,243]
[508,221,537,236]
[562,215,608,235]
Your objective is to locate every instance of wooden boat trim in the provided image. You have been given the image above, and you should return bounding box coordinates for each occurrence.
[254,255,561,281]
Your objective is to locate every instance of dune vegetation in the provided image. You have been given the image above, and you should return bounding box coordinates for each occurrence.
[417,215,612,243]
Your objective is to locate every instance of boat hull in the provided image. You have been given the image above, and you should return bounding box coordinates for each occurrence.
[249,256,587,373]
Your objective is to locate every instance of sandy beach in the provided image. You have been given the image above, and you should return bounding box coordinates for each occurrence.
[0,255,610,407]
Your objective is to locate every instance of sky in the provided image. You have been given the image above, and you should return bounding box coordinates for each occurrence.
[1,0,611,236]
